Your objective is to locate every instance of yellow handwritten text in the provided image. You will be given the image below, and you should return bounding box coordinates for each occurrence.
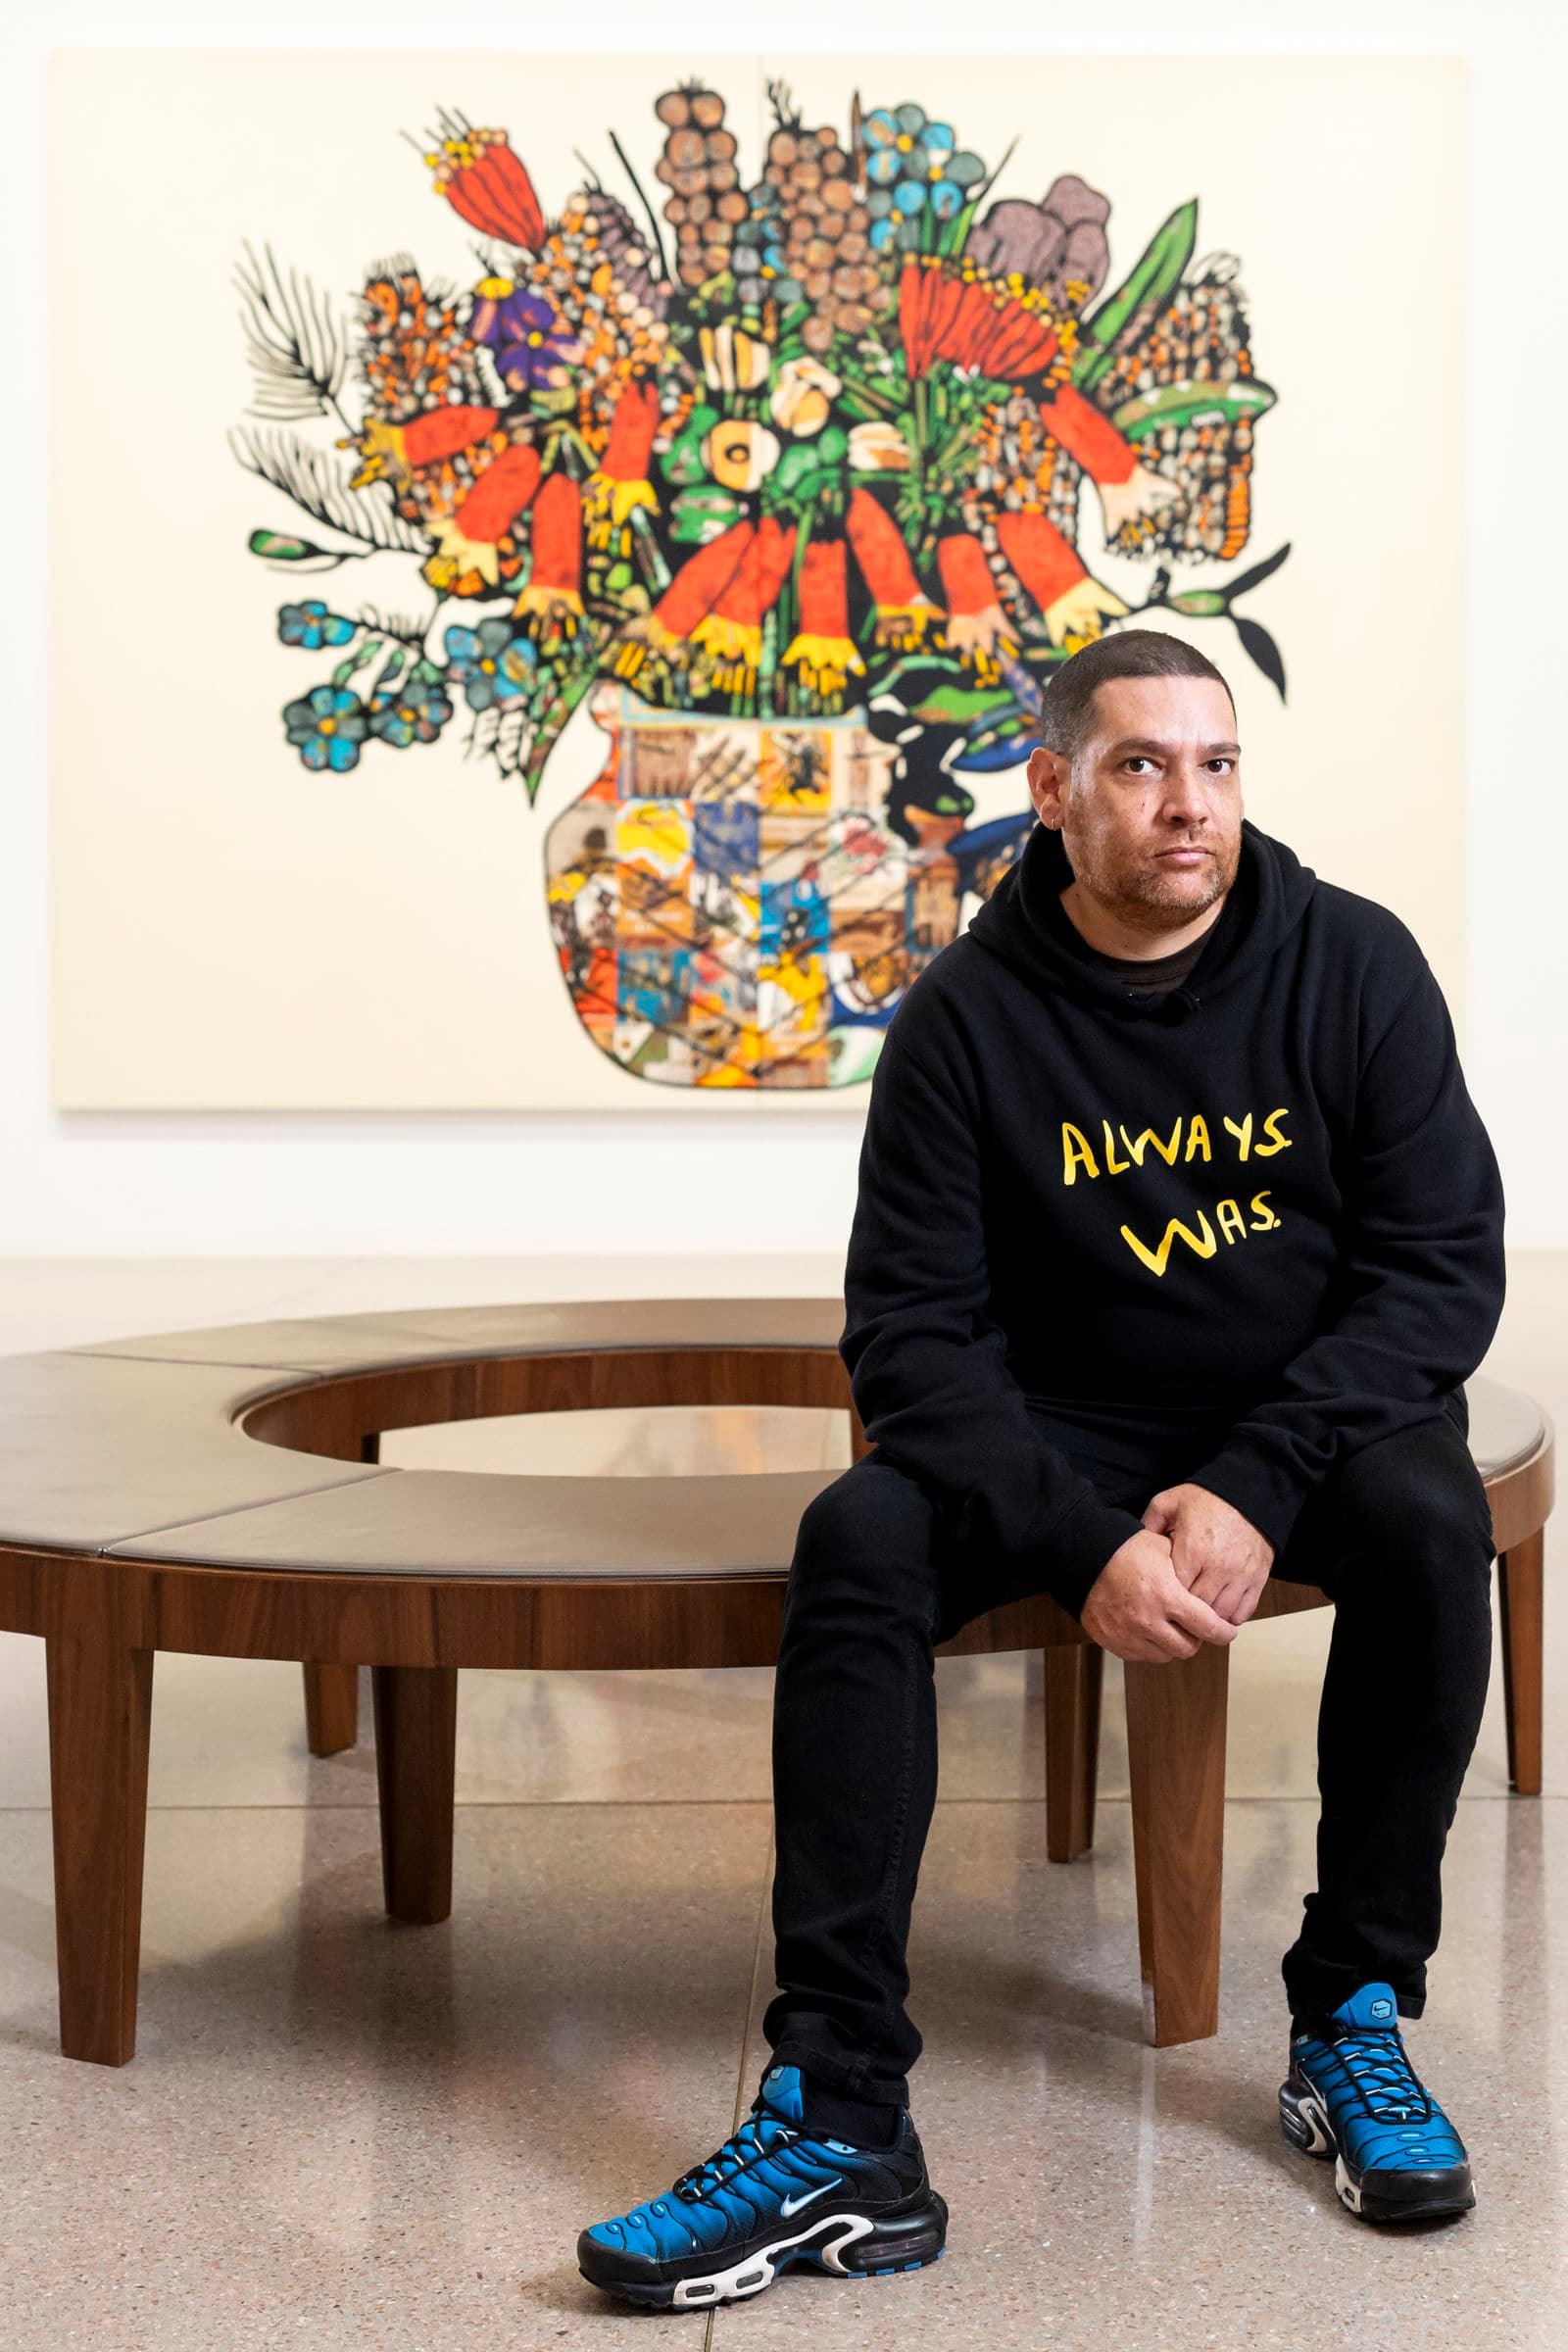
[1119,1191,1280,1276]
[1062,1106,1291,1184]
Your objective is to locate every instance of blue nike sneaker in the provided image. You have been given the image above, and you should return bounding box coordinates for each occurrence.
[576,2060,948,2310]
[1279,1982,1475,2222]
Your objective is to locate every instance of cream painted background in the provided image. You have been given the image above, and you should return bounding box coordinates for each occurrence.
[48,47,1464,1109]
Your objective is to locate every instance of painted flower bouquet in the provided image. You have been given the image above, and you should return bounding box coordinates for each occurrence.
[233,78,1285,1088]
[234,78,1283,799]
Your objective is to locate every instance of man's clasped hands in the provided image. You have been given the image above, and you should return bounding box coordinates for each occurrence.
[1079,1485,1275,1663]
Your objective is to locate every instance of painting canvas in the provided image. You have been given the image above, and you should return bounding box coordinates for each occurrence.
[49,50,1465,1106]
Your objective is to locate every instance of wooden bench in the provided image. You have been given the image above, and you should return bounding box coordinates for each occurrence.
[0,1300,1551,2067]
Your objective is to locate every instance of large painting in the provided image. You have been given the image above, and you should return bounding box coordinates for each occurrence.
[49,53,1465,1107]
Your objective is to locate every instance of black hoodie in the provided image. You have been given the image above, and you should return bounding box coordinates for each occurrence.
[837,813,1507,1617]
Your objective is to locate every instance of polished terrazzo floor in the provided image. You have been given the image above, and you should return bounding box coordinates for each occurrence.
[1,1253,1564,2350]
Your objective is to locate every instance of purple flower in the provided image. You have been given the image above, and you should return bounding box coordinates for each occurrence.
[476,286,578,392]
[967,174,1112,306]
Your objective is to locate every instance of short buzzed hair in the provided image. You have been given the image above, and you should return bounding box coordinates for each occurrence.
[1039,629,1236,766]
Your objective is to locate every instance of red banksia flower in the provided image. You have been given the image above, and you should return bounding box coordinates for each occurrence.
[599,378,662,480]
[453,443,542,544]
[936,532,1017,679]
[994,506,1086,613]
[425,124,547,252]
[515,471,585,633]
[782,538,865,701]
[612,519,757,680]
[652,521,757,638]
[586,378,662,552]
[694,517,797,695]
[846,488,943,650]
[899,256,1065,382]
[349,402,503,489]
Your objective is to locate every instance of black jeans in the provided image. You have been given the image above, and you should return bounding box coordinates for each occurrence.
[760,1407,1497,2112]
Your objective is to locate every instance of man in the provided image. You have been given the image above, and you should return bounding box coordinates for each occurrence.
[577,631,1506,2311]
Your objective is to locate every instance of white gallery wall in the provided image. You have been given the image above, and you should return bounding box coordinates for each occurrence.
[5,0,1565,1254]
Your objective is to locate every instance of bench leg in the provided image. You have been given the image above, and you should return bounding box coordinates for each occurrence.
[45,1626,154,2065]
[371,1666,458,1924]
[1498,1529,1544,1796]
[1124,1642,1229,2047]
[1045,1643,1103,1862]
[300,1435,378,1758]
[302,1662,361,1756]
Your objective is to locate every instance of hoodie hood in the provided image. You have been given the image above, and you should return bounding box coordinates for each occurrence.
[966,813,1316,1024]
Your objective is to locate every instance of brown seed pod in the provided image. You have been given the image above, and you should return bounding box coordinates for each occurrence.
[709,162,739,193]
[768,130,800,167]
[802,315,836,354]
[664,126,707,169]
[715,188,749,223]
[655,90,691,128]
[838,230,868,263]
[803,236,835,271]
[803,268,832,299]
[670,164,710,199]
[686,191,713,224]
[705,126,738,162]
[822,176,856,213]
[791,160,822,193]
[690,89,726,129]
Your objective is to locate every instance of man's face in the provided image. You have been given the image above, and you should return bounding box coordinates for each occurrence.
[1025,673,1243,927]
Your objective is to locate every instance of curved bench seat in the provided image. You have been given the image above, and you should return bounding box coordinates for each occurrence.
[0,1299,1553,2068]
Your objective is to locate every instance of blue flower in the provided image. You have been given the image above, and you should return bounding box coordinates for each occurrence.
[368,674,454,748]
[278,601,356,651]
[862,104,985,203]
[282,684,368,772]
[443,617,538,710]
[866,182,930,253]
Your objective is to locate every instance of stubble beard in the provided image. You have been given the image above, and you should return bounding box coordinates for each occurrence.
[1073,836,1238,934]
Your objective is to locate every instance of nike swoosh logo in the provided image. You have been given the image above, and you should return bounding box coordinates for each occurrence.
[779,2178,843,2218]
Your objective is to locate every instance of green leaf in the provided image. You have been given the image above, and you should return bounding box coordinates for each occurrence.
[329,638,381,687]
[910,683,1016,724]
[1113,375,1277,439]
[523,663,600,806]
[1073,200,1199,396]
[248,527,326,563]
[370,647,410,698]
[670,486,742,545]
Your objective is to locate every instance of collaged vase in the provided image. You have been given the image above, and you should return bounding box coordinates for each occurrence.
[544,685,977,1090]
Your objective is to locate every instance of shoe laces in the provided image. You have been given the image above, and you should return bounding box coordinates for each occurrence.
[670,2105,796,2204]
[1327,2024,1434,2126]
